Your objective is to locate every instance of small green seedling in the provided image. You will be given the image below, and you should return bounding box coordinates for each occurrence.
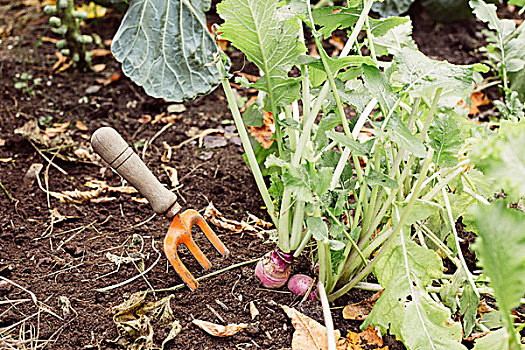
[44,0,93,70]
[14,72,42,96]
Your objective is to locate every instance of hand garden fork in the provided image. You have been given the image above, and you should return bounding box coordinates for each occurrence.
[91,127,229,291]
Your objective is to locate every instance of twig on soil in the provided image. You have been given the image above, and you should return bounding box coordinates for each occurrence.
[0,277,38,306]
[141,122,174,159]
[0,181,15,202]
[117,213,156,233]
[0,299,30,306]
[28,140,68,175]
[151,257,262,293]
[173,128,224,150]
[206,304,226,324]
[94,240,162,293]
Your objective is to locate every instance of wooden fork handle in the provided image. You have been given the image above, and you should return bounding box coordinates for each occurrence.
[91,127,180,218]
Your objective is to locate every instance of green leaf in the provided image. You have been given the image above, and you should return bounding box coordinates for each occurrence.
[365,169,399,189]
[428,113,464,167]
[439,268,466,313]
[470,120,525,200]
[305,56,375,87]
[112,0,221,102]
[402,291,466,350]
[472,201,525,328]
[386,115,426,158]
[459,283,478,337]
[402,200,439,226]
[472,329,511,350]
[310,6,360,37]
[307,217,328,241]
[326,130,370,156]
[394,48,480,104]
[243,104,264,127]
[218,0,306,108]
[509,0,525,6]
[363,65,396,112]
[364,235,465,350]
[337,79,373,114]
[368,16,410,37]
[282,166,314,202]
[315,167,334,196]
[374,21,417,56]
[470,0,516,40]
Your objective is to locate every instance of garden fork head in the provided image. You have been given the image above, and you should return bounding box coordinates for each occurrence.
[91,127,229,291]
[164,209,229,291]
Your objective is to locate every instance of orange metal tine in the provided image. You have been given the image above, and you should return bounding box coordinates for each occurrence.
[179,209,230,258]
[163,209,229,291]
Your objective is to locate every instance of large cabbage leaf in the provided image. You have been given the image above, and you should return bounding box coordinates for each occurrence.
[112,0,222,102]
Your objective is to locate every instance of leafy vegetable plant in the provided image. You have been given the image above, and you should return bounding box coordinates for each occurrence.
[470,0,525,100]
[44,0,94,70]
[108,0,525,348]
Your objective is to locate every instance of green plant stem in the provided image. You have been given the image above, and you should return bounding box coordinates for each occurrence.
[360,155,415,247]
[419,88,442,142]
[417,222,460,267]
[318,281,337,350]
[292,0,373,166]
[0,181,14,202]
[365,16,377,61]
[290,200,306,250]
[441,187,480,298]
[329,149,434,301]
[218,62,277,226]
[318,238,333,290]
[293,228,313,257]
[151,258,261,293]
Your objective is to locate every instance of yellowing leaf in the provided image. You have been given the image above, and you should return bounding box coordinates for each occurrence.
[469,92,490,115]
[337,326,388,350]
[247,110,274,149]
[282,305,340,350]
[75,120,88,131]
[342,290,383,321]
[76,2,107,19]
[192,319,247,337]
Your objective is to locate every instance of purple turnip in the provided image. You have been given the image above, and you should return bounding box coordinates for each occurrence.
[287,274,317,300]
[255,248,293,288]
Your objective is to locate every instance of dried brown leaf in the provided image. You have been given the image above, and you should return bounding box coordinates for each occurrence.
[161,164,178,188]
[203,202,267,235]
[51,188,105,204]
[132,197,149,204]
[160,142,172,163]
[249,301,259,320]
[84,180,138,194]
[342,290,383,321]
[192,319,247,337]
[282,305,341,350]
[91,48,112,57]
[336,326,387,350]
[75,120,88,131]
[92,63,106,73]
[247,110,274,149]
[138,114,152,124]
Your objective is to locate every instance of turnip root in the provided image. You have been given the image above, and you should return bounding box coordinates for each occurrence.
[255,248,293,288]
[287,274,317,300]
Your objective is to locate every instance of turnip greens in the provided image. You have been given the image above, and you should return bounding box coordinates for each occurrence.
[109,0,525,348]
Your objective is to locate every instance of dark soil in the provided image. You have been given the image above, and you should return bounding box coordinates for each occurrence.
[0,1,517,349]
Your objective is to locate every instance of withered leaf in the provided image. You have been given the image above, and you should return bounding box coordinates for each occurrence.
[282,305,340,350]
[192,319,247,337]
[342,290,383,321]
